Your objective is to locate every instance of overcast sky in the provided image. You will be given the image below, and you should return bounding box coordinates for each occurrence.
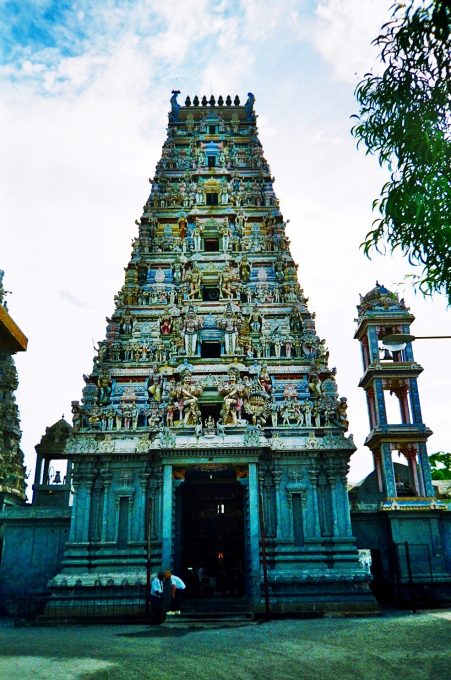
[1,0,450,488]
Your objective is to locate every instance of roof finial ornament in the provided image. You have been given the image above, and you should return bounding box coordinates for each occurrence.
[169,90,181,122]
[245,92,256,121]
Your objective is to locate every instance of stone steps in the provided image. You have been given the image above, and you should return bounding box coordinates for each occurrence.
[162,609,255,629]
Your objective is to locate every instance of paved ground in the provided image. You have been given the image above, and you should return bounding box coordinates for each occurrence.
[0,610,449,680]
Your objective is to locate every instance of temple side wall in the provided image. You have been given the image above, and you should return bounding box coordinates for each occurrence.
[0,509,70,611]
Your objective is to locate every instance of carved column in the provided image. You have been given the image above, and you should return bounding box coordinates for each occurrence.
[307,463,321,538]
[335,459,353,537]
[100,468,113,543]
[248,462,261,606]
[149,467,163,540]
[272,465,283,539]
[68,467,83,543]
[381,442,396,497]
[326,470,339,537]
[373,448,384,493]
[403,447,420,496]
[161,464,173,568]
[417,442,434,497]
[137,468,150,543]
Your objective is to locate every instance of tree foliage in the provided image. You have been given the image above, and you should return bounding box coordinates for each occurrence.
[352,1,451,302]
[428,451,451,480]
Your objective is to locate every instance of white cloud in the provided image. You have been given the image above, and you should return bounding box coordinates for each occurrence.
[310,0,392,82]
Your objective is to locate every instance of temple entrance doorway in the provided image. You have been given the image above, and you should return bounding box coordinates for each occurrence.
[175,467,246,601]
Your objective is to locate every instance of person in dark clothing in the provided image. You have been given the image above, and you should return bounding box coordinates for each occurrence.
[149,570,164,624]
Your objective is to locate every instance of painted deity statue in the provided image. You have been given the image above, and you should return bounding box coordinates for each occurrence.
[173,371,203,426]
[218,370,248,426]
[218,303,238,355]
[182,304,203,355]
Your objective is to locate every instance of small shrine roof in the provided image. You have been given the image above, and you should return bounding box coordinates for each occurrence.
[0,304,28,353]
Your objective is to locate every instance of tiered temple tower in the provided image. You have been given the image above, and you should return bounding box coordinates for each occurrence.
[0,271,28,510]
[48,92,375,615]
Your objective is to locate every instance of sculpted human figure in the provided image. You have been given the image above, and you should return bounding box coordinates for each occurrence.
[244,92,255,120]
[187,265,202,300]
[239,256,251,283]
[71,401,83,431]
[336,397,349,431]
[249,308,262,334]
[160,314,173,335]
[219,263,235,300]
[98,369,112,405]
[131,403,139,430]
[270,399,279,427]
[218,303,238,355]
[303,400,313,427]
[308,373,322,399]
[148,374,162,402]
[274,255,285,283]
[115,405,123,431]
[192,223,203,251]
[312,405,322,427]
[175,371,203,426]
[220,221,232,251]
[219,371,247,426]
[316,339,329,367]
[121,310,134,335]
[183,304,203,355]
[235,209,247,235]
[169,89,180,122]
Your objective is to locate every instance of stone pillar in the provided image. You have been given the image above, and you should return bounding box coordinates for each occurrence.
[307,465,321,537]
[374,379,387,424]
[68,469,82,543]
[33,453,43,486]
[417,442,434,497]
[100,470,113,543]
[248,462,261,606]
[381,442,396,497]
[161,464,173,569]
[404,449,420,496]
[327,470,339,537]
[373,449,384,493]
[335,460,353,537]
[137,469,150,543]
[149,468,163,540]
[272,466,283,538]
[408,378,423,424]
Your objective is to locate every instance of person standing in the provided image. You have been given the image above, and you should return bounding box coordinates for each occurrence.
[170,574,186,613]
[150,571,164,625]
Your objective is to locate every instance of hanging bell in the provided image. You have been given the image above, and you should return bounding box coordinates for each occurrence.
[54,470,62,484]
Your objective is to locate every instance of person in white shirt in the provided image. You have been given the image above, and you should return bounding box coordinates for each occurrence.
[150,571,164,624]
[169,573,186,613]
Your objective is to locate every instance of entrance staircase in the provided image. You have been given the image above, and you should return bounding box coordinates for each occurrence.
[162,597,256,629]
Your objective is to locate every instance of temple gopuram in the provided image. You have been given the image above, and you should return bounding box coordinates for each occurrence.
[43,92,375,616]
[0,271,27,510]
[2,93,449,620]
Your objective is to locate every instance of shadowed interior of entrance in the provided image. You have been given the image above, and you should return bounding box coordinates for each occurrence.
[175,468,245,598]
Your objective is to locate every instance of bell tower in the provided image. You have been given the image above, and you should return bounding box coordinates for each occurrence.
[354,283,435,504]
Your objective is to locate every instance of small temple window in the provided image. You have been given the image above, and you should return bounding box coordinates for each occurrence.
[204,237,219,252]
[206,193,218,206]
[208,156,216,168]
[201,341,221,358]
[202,286,220,301]
[209,125,217,134]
